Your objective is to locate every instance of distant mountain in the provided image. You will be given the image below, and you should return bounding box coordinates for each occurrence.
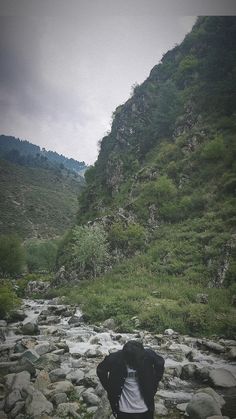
[0,135,87,175]
[0,135,87,239]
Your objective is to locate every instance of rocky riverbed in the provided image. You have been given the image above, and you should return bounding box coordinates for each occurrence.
[0,298,236,419]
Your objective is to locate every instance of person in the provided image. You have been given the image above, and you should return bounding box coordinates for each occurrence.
[97,340,165,419]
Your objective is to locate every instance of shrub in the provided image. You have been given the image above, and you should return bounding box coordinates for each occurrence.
[25,239,58,272]
[0,283,21,318]
[0,235,25,277]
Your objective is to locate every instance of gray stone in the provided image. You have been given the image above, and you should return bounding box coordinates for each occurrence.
[196,387,225,408]
[8,400,25,418]
[5,371,31,392]
[154,401,168,416]
[201,340,225,354]
[35,353,60,371]
[209,368,236,388]
[56,402,80,418]
[34,342,51,355]
[25,389,53,417]
[228,347,236,360]
[103,318,116,330]
[186,393,222,419]
[34,370,51,392]
[52,392,68,405]
[4,389,22,413]
[21,322,39,335]
[82,388,100,406]
[66,369,85,385]
[49,368,67,382]
[47,380,74,396]
[176,402,188,412]
[21,349,40,364]
[181,363,197,380]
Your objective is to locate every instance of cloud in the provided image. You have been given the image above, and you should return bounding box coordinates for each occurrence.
[0,6,198,164]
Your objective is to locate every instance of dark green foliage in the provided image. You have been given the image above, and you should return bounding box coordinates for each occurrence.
[0,282,21,318]
[0,159,85,239]
[25,239,59,272]
[0,235,25,277]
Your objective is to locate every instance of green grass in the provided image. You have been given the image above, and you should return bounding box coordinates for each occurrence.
[0,159,84,239]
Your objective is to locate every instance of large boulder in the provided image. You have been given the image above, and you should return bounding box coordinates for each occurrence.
[20,322,39,336]
[186,392,222,419]
[25,388,53,417]
[209,368,236,388]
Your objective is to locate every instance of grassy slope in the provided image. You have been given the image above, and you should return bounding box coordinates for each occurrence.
[55,17,236,337]
[0,159,84,239]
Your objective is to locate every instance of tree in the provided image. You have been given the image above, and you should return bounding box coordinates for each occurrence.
[0,235,25,277]
[57,225,110,278]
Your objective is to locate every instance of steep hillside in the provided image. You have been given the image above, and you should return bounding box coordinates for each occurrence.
[76,16,236,286]
[0,158,85,239]
[56,17,236,336]
[0,135,87,174]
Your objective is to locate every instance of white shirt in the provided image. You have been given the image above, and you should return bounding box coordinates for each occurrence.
[119,367,148,413]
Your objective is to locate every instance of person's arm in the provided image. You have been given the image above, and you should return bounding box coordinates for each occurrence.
[149,349,165,392]
[96,355,111,392]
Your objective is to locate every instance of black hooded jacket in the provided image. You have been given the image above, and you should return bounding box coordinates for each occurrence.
[97,348,165,416]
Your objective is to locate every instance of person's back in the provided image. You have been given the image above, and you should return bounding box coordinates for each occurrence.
[97,340,165,418]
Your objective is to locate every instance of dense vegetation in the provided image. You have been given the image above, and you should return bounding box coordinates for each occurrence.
[53,17,236,337]
[0,158,85,239]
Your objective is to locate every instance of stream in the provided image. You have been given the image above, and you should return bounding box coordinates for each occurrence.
[0,298,236,418]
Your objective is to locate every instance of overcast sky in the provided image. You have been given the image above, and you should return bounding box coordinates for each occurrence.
[0,1,236,164]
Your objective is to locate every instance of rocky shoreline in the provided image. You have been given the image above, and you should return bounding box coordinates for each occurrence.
[0,299,236,419]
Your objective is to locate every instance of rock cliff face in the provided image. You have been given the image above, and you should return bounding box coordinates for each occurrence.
[75,17,236,288]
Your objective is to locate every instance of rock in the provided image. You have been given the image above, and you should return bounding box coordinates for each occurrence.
[93,393,111,419]
[34,342,51,355]
[21,349,40,364]
[228,347,236,360]
[56,402,80,418]
[8,310,26,322]
[209,368,236,388]
[35,353,61,371]
[186,393,222,419]
[0,320,7,327]
[25,389,53,417]
[196,293,208,304]
[84,348,103,358]
[154,401,168,416]
[4,389,22,413]
[25,280,50,296]
[164,328,177,336]
[181,363,197,380]
[49,369,67,382]
[8,400,25,418]
[20,322,39,336]
[56,341,69,352]
[168,343,192,356]
[103,318,116,330]
[51,392,68,405]
[47,380,74,396]
[5,371,31,392]
[66,369,85,385]
[196,387,225,408]
[34,370,51,392]
[68,316,81,325]
[176,402,188,412]
[82,388,100,406]
[200,340,225,354]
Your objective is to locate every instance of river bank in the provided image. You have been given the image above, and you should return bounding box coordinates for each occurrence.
[0,298,236,418]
